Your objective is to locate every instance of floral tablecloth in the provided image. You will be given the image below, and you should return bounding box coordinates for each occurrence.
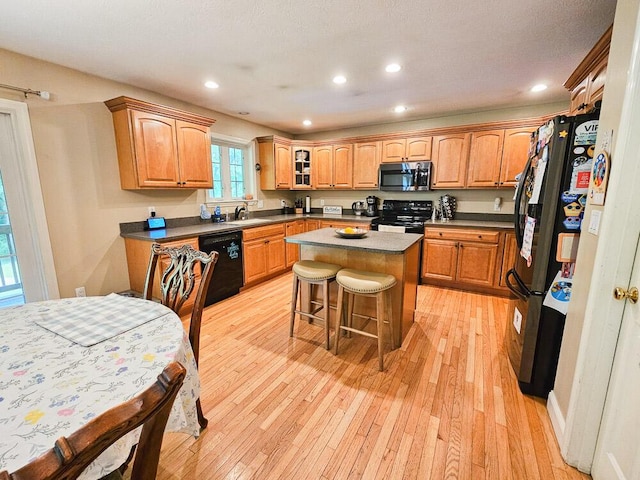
[0,296,201,478]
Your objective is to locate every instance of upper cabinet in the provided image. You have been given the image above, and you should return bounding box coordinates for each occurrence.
[105,96,215,190]
[499,127,536,187]
[431,133,471,189]
[565,25,611,115]
[466,130,505,188]
[381,136,432,162]
[292,147,312,189]
[313,143,353,189]
[257,136,292,190]
[353,141,381,189]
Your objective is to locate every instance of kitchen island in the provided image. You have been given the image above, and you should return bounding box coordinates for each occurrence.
[285,228,423,347]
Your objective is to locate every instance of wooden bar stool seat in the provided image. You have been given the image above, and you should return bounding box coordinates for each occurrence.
[290,260,342,349]
[333,268,397,371]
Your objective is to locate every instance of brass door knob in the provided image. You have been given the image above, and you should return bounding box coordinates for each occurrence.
[613,286,639,304]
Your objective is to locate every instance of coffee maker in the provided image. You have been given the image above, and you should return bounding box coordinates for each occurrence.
[365,195,379,217]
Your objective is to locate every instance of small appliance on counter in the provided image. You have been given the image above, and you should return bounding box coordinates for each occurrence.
[352,201,366,216]
[365,195,379,217]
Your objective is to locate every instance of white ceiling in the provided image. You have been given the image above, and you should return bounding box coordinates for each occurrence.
[0,1,616,134]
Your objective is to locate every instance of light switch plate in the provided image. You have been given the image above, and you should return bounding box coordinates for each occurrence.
[588,210,601,235]
[323,205,342,215]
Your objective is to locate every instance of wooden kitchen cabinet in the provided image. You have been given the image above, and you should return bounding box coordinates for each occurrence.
[466,130,505,188]
[353,141,381,189]
[499,232,518,288]
[292,147,312,189]
[242,224,286,286]
[565,25,611,115]
[105,96,215,190]
[499,127,535,187]
[257,136,293,190]
[123,236,200,316]
[431,133,471,189]
[305,219,320,231]
[381,136,431,162]
[285,220,305,267]
[422,227,502,292]
[313,143,353,189]
[319,220,370,230]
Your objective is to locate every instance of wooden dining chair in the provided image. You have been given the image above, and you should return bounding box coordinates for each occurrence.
[0,362,186,480]
[143,242,218,429]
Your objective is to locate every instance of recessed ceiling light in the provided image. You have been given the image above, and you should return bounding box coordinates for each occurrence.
[386,63,402,73]
[303,119,312,126]
[238,111,250,115]
[394,105,407,113]
[204,81,219,89]
[333,75,347,85]
[531,84,548,92]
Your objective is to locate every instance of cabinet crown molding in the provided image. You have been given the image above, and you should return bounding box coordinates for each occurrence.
[105,96,216,126]
[564,25,612,91]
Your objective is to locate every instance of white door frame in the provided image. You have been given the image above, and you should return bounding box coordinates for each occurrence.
[0,99,59,301]
[559,6,640,472]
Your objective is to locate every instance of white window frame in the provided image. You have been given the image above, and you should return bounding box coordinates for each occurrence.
[205,133,256,205]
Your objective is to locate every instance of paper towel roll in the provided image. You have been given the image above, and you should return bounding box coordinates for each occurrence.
[305,196,311,213]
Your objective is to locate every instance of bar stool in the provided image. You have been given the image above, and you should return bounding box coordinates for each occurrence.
[334,268,397,371]
[290,260,342,349]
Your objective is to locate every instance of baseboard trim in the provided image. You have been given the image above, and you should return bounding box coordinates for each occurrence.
[547,390,566,447]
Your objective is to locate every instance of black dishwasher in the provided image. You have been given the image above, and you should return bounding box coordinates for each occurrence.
[198,230,243,307]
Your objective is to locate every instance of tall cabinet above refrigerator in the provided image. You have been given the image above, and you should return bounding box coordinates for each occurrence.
[505,112,599,398]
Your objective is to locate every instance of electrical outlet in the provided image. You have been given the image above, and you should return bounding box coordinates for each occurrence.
[257,200,264,209]
[148,206,156,216]
[320,199,325,206]
[75,286,86,297]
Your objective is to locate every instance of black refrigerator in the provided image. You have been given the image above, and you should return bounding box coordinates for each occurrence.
[505,112,599,398]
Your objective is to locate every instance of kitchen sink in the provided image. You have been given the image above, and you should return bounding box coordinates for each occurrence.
[226,218,271,226]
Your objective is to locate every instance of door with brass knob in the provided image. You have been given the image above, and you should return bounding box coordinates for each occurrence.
[613,286,639,304]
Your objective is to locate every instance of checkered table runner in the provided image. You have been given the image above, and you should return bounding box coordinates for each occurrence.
[34,293,172,346]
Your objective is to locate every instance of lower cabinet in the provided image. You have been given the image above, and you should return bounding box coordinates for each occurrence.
[319,220,370,230]
[243,224,286,286]
[499,232,518,287]
[305,219,320,231]
[123,237,200,316]
[422,227,509,294]
[285,220,305,267]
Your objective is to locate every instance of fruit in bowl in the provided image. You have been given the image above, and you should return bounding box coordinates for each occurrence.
[343,227,356,234]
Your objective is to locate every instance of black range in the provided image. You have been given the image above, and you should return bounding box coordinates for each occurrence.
[370,200,433,234]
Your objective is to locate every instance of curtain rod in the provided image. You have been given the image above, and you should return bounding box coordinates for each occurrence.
[0,83,50,100]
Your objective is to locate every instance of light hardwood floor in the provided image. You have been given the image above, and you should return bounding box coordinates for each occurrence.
[156,272,590,480]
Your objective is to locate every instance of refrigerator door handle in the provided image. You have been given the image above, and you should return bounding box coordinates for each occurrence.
[514,156,533,250]
[505,268,529,300]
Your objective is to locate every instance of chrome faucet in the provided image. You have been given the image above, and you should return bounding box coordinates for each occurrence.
[234,205,246,220]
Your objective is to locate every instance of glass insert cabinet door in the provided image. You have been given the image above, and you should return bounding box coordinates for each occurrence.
[293,148,312,189]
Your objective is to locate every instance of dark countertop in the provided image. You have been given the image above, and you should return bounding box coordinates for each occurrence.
[120,213,375,242]
[120,213,514,243]
[285,228,423,254]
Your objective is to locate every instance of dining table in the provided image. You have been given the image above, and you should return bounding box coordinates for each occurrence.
[0,293,202,479]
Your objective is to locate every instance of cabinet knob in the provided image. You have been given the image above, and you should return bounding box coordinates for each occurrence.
[494,182,499,185]
[478,235,482,239]
[176,182,181,185]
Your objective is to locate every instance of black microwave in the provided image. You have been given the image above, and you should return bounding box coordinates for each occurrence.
[379,161,432,191]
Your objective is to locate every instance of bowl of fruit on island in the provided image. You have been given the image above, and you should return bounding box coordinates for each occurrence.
[335,226,368,239]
